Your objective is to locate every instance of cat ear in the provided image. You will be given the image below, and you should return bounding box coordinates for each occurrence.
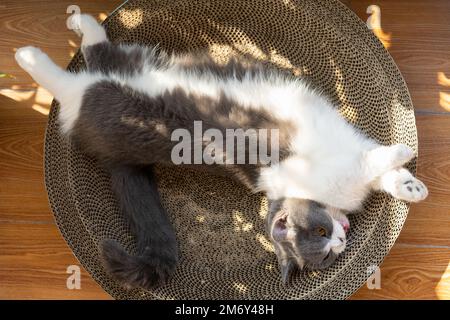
[272,218,288,241]
[280,259,296,284]
[271,216,296,242]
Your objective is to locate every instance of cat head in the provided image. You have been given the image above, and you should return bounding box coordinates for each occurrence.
[267,198,350,283]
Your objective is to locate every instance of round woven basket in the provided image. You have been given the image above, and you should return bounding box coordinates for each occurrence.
[44,0,417,299]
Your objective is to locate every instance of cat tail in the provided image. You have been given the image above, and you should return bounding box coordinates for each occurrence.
[100,165,179,290]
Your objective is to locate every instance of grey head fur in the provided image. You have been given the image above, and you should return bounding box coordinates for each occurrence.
[267,198,348,283]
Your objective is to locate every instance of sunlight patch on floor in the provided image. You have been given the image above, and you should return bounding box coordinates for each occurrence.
[435,261,450,299]
[0,87,51,115]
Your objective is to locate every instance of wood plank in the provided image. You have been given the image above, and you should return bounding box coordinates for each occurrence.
[352,245,450,299]
[0,0,122,90]
[415,114,450,208]
[0,222,110,299]
[396,114,450,246]
[0,90,53,222]
[398,205,450,247]
[346,0,450,113]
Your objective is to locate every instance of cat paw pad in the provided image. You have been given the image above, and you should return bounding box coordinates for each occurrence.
[392,172,428,202]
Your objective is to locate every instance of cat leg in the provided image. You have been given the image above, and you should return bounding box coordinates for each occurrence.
[15,46,104,134]
[372,168,428,202]
[15,46,74,99]
[70,14,151,75]
[364,144,415,181]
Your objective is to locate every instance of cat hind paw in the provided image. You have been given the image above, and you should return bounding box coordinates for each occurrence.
[15,46,46,73]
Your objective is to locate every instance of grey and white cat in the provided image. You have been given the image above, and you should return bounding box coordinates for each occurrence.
[15,14,428,289]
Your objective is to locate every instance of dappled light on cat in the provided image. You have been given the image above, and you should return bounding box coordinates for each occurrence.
[120,115,170,137]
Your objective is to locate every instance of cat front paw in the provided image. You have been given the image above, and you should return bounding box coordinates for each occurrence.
[389,168,428,202]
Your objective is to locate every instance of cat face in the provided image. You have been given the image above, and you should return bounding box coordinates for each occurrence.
[267,198,349,283]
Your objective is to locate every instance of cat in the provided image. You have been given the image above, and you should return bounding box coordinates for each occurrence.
[15,14,428,289]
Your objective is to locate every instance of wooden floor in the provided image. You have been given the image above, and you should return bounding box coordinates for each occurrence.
[0,0,449,299]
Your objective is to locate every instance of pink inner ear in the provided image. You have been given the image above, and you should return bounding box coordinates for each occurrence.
[272,218,288,241]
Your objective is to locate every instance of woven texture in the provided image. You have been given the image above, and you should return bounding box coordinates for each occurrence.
[44,0,417,299]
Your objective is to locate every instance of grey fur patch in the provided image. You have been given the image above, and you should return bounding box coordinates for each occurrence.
[83,42,168,75]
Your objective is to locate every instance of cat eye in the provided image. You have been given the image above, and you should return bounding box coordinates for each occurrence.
[317,227,327,237]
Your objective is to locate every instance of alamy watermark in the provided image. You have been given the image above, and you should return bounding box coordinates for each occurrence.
[366,265,381,290]
[66,265,81,290]
[66,5,81,30]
